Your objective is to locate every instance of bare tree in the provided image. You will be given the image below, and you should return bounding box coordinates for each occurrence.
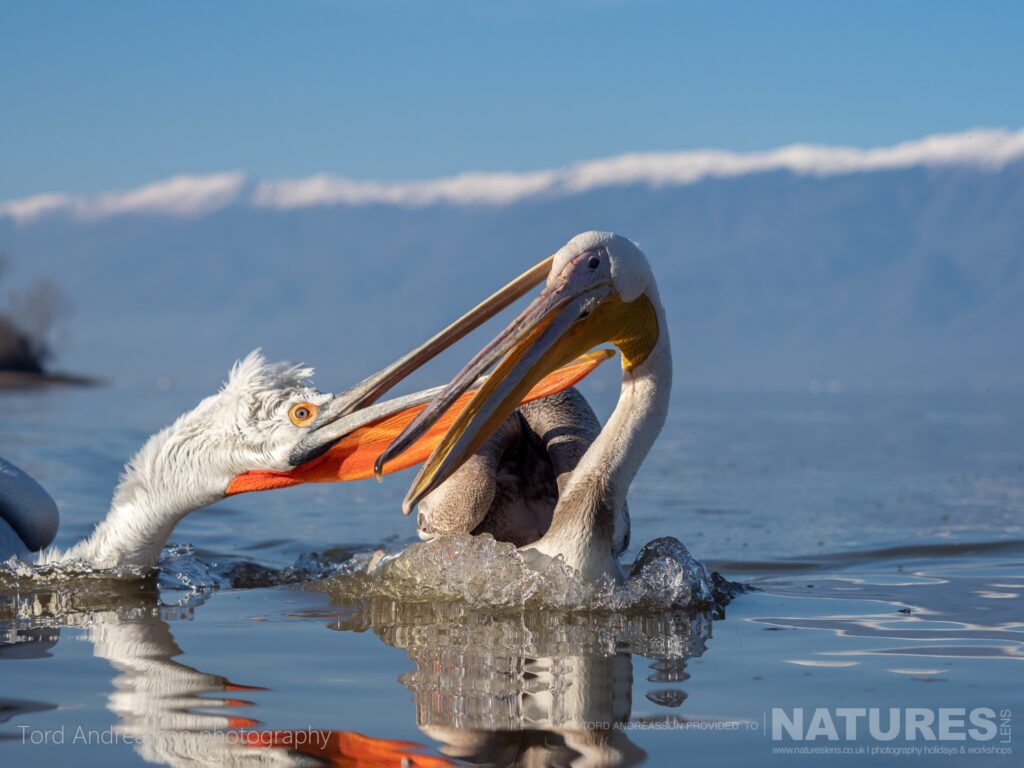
[8,277,72,365]
[0,316,40,372]
[0,251,73,372]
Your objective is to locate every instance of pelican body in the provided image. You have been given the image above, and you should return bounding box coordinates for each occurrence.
[377,232,671,582]
[413,388,613,550]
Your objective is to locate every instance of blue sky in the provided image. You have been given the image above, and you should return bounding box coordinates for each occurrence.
[2,0,1022,200]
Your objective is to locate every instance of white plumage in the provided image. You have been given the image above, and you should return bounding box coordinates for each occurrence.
[3,352,333,568]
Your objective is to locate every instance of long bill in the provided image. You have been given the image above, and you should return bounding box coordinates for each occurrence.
[324,257,552,415]
[284,256,553,469]
[375,249,655,515]
[227,252,616,496]
[227,352,611,495]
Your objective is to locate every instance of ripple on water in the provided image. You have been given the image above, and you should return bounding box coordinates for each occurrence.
[316,534,737,613]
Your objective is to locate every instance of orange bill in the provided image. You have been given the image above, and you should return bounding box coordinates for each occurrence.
[226,349,612,495]
[241,730,454,767]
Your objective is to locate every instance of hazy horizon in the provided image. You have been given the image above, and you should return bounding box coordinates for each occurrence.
[2,129,1020,394]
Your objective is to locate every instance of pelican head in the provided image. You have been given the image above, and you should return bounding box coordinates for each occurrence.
[115,351,346,507]
[45,350,436,567]
[376,231,665,515]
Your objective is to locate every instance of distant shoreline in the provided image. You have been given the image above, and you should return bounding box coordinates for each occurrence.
[0,370,103,390]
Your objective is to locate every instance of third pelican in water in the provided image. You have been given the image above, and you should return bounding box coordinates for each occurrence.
[377,232,670,582]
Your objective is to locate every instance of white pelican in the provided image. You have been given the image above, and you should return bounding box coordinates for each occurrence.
[0,345,604,568]
[376,232,670,582]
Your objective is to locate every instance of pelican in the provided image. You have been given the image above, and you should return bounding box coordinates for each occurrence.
[375,232,670,582]
[0,344,604,568]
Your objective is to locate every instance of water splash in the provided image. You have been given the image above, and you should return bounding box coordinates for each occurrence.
[317,534,736,613]
[0,554,150,588]
[0,541,362,600]
[157,544,221,591]
[3,535,736,616]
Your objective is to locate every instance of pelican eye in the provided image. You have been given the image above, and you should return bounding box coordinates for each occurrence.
[588,255,600,270]
[288,402,318,427]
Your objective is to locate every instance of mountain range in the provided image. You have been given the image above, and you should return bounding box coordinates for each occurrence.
[1,128,1021,392]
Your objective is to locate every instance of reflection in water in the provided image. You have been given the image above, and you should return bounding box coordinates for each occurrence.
[1,569,725,768]
[0,573,160,746]
[0,584,452,767]
[2,547,1020,766]
[329,598,721,767]
[301,532,735,765]
[0,532,736,767]
[0,695,57,741]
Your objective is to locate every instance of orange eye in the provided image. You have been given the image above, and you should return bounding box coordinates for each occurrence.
[288,402,318,427]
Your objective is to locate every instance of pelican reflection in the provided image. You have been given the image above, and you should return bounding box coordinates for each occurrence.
[329,598,718,767]
[0,583,450,767]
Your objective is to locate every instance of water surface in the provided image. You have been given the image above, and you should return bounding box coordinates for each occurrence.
[1,386,1021,766]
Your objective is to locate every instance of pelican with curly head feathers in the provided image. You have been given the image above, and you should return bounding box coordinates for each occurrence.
[376,232,671,582]
[1,339,603,568]
[0,352,418,567]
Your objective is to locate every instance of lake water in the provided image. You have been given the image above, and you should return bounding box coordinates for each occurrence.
[1,384,1021,766]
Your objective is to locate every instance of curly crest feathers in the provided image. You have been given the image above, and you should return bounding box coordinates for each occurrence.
[222,349,315,396]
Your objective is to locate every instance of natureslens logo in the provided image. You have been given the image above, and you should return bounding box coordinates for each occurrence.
[770,707,1011,744]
